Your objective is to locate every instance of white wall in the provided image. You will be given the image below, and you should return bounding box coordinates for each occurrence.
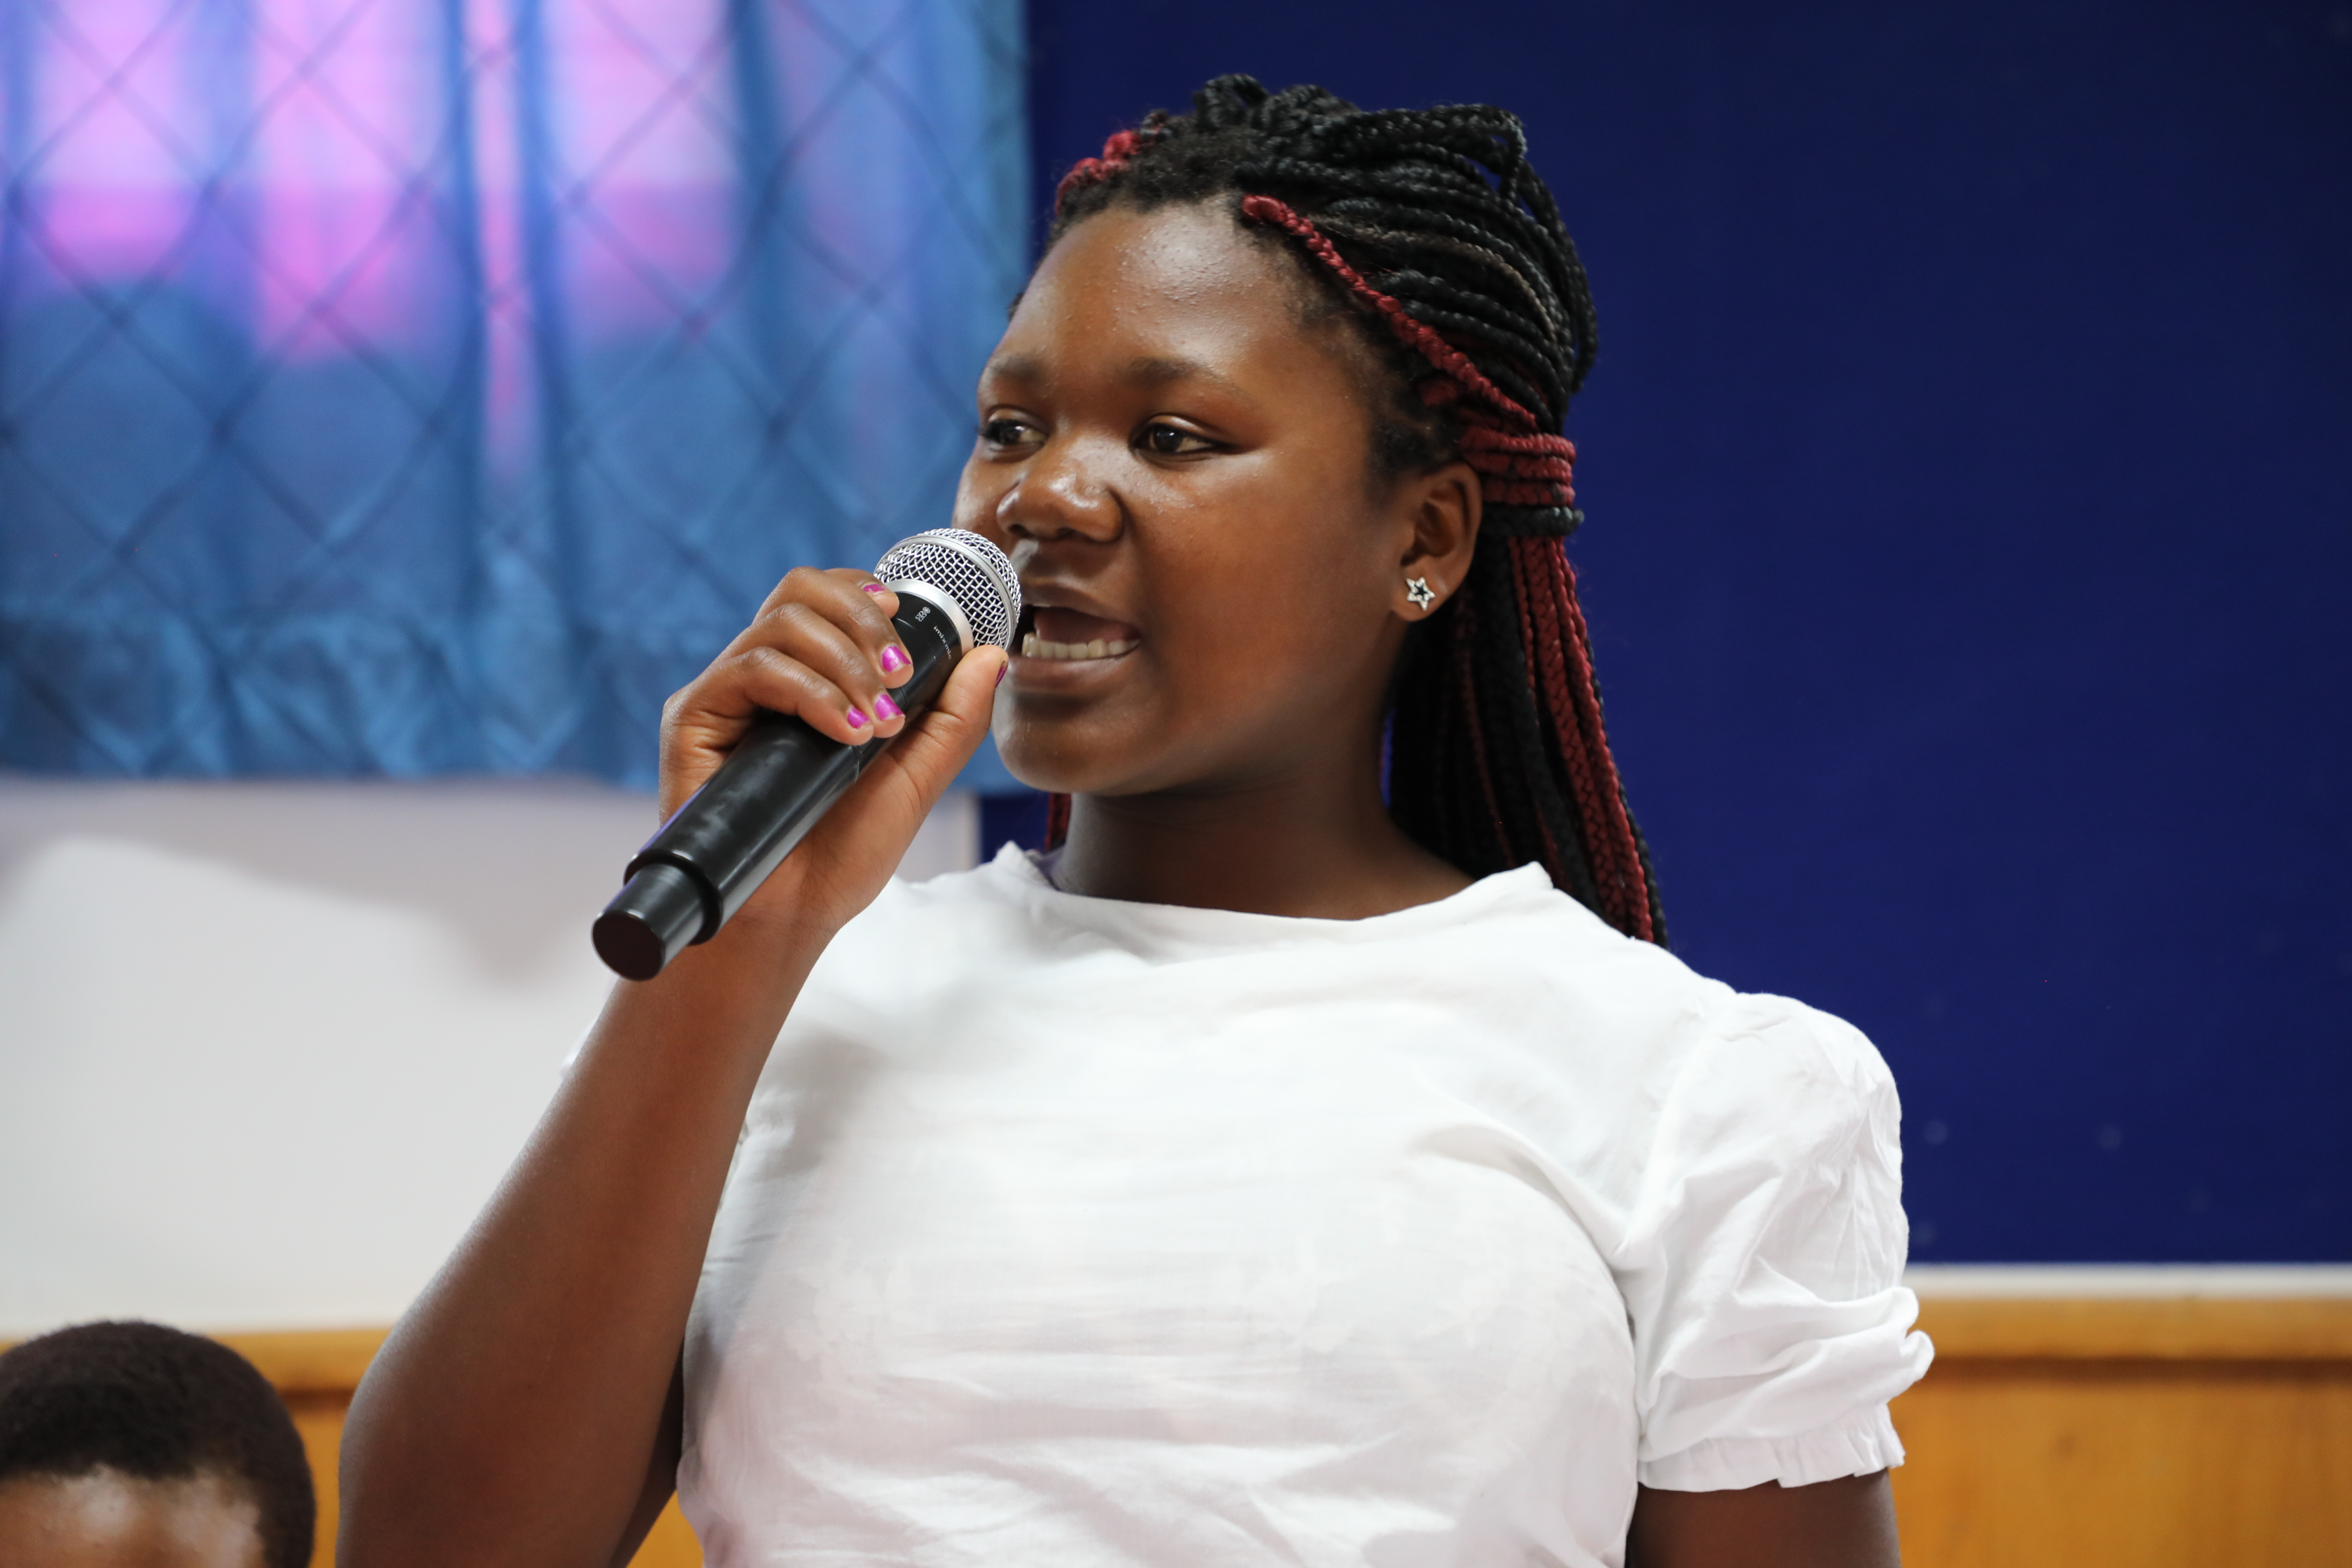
[0,778,979,1337]
[12,781,2337,1340]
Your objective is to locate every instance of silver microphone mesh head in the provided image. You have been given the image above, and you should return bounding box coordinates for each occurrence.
[874,529,1022,651]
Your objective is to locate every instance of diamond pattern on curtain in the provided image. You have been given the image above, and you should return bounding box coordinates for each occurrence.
[0,0,1028,786]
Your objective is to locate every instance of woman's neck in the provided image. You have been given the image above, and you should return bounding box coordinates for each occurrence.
[1050,750,1473,919]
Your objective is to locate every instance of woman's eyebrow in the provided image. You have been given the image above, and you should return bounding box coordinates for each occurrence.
[1124,355,1249,398]
[983,353,1045,383]
[981,353,1252,400]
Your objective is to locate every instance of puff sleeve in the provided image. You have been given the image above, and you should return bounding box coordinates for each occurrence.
[1615,993,1933,1490]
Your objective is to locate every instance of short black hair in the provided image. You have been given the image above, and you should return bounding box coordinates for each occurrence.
[0,1321,315,1568]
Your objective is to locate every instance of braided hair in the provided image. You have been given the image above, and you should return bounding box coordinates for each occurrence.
[1044,75,1665,944]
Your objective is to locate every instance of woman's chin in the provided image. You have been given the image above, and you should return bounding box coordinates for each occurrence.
[990,709,1147,800]
[991,645,1149,770]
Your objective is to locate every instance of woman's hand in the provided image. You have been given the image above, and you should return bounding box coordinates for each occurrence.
[657,565,1009,945]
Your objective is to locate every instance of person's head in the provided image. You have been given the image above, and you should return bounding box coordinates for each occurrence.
[0,1322,314,1568]
[962,76,1664,940]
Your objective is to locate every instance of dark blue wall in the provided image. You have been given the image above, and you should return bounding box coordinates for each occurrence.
[1023,0,2352,1261]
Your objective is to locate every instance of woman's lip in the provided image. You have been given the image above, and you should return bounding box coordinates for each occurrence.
[1018,581,1129,624]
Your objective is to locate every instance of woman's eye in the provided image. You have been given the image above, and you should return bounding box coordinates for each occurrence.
[1139,423,1214,457]
[980,417,1038,449]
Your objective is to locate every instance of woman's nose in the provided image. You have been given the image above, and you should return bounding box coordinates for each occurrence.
[997,435,1122,544]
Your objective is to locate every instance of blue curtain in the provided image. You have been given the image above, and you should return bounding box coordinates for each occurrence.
[0,0,1027,788]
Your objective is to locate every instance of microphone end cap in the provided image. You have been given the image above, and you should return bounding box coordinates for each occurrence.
[594,860,711,980]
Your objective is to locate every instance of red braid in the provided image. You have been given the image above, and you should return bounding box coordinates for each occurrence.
[1055,129,1145,209]
[1238,195,1579,515]
[1531,541,1653,940]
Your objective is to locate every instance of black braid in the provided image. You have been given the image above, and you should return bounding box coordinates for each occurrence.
[1049,76,1665,944]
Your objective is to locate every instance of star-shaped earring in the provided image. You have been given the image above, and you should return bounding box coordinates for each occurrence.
[1405,575,1437,611]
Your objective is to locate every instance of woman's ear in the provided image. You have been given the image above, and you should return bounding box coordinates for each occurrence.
[1392,459,1483,620]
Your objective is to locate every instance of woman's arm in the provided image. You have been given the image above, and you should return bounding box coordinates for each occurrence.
[1628,1473,1901,1568]
[602,1362,685,1568]
[337,568,1008,1568]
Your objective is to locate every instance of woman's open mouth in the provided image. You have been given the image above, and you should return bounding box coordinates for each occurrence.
[1018,606,1141,662]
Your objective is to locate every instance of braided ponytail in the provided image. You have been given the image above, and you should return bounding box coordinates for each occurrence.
[1044,76,1665,944]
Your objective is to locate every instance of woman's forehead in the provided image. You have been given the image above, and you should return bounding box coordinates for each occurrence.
[992,204,1332,386]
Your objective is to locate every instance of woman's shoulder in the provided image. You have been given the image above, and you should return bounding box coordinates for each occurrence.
[1441,869,1888,1084]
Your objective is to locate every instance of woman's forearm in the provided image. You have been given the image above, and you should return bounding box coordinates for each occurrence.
[337,915,830,1568]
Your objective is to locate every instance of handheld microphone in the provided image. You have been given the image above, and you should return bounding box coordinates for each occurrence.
[592,528,1021,981]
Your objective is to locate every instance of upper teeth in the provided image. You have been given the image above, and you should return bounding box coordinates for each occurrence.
[1021,633,1136,661]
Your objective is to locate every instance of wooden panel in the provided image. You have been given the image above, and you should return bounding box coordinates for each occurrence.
[1912,1296,2352,1361]
[631,1497,706,1568]
[1891,1360,2352,1567]
[213,1328,390,1394]
[1893,1297,2352,1568]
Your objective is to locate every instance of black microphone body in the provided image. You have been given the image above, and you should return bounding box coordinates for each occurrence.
[592,531,1019,981]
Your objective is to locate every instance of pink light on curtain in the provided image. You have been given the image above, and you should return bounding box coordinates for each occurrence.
[450,0,738,457]
[23,0,204,281]
[15,0,741,359]
[461,0,533,459]
[247,0,437,358]
[545,0,734,339]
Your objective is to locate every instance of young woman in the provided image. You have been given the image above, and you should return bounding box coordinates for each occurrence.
[342,77,1926,1568]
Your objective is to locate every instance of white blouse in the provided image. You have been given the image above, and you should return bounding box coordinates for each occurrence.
[680,847,1930,1567]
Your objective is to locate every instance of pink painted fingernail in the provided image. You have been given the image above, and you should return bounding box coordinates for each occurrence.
[861,582,886,595]
[874,693,902,720]
[846,707,869,728]
[879,645,908,673]
[995,658,1009,687]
